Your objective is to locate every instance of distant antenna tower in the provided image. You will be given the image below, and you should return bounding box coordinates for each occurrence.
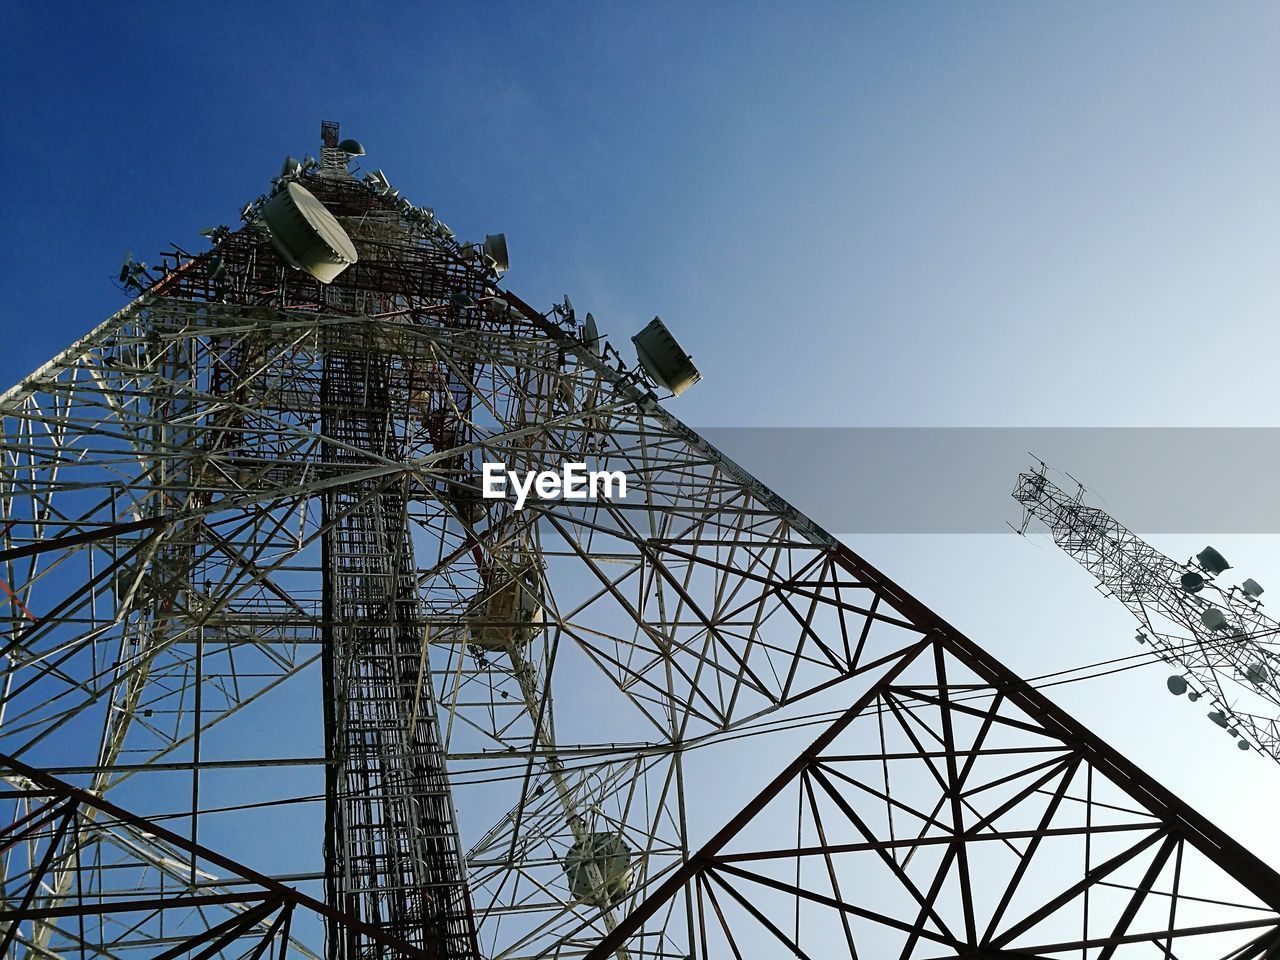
[1014,464,1280,759]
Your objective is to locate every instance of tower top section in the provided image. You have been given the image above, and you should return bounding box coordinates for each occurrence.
[319,119,363,178]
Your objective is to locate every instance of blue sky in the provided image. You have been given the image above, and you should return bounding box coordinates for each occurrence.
[7,3,1278,428]
[4,0,1280,948]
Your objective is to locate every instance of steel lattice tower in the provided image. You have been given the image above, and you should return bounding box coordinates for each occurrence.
[0,124,1278,959]
[1014,465,1280,760]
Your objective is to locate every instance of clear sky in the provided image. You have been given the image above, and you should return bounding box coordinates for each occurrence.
[4,0,1280,948]
[5,3,1278,428]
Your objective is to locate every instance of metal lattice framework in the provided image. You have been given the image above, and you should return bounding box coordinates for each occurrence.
[1014,466,1280,761]
[0,124,1276,959]
[585,630,1280,959]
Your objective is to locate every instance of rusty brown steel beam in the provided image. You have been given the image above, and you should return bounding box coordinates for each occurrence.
[0,890,273,921]
[0,517,167,564]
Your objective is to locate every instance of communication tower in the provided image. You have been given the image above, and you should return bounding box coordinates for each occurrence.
[0,125,1277,959]
[1014,464,1280,759]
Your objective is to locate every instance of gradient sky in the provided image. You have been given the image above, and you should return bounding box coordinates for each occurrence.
[4,0,1280,943]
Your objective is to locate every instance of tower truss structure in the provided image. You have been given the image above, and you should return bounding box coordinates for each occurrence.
[1014,466,1280,761]
[586,629,1280,959]
[0,125,1277,959]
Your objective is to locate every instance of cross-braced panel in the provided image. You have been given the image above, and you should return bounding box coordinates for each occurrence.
[586,633,1280,959]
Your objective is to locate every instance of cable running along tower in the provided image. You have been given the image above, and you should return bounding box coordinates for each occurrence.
[0,124,1278,959]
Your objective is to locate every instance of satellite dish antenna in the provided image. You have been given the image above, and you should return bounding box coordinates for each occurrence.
[1166,675,1188,696]
[1196,546,1230,575]
[583,313,603,356]
[280,156,302,179]
[563,295,575,324]
[261,181,358,284]
[1207,710,1230,728]
[1242,578,1264,599]
[1200,607,1229,631]
[1245,663,1271,685]
[483,234,509,273]
[337,138,365,156]
[632,316,702,397]
[1179,571,1205,593]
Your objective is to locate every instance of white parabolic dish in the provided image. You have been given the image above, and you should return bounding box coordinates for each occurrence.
[262,181,358,284]
[632,316,701,397]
